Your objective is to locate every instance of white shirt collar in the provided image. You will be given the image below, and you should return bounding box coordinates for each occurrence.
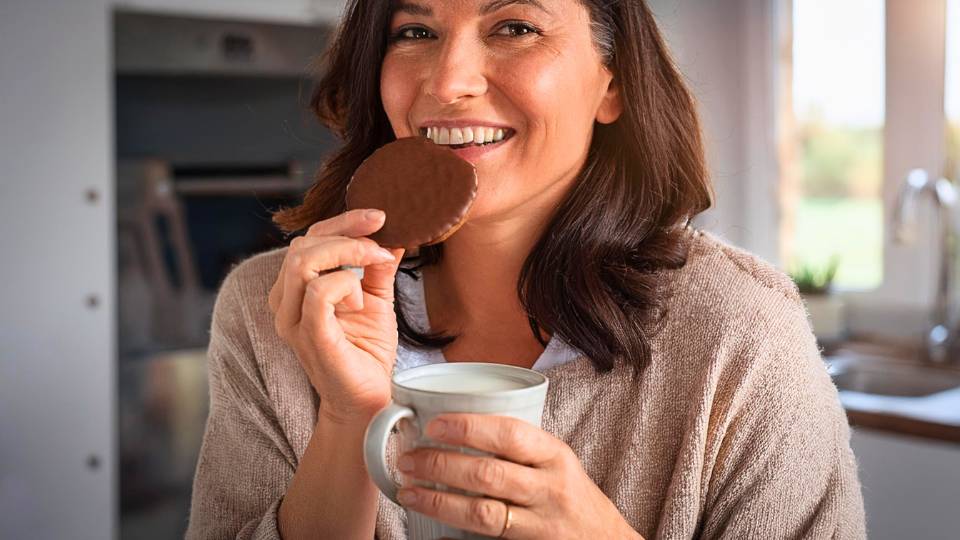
[394,270,583,373]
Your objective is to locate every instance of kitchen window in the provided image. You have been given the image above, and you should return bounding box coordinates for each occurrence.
[782,0,885,290]
[775,0,953,317]
[946,0,960,181]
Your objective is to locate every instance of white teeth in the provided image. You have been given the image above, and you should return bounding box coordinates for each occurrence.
[423,125,510,146]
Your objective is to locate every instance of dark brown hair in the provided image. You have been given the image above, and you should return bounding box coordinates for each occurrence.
[274,0,713,374]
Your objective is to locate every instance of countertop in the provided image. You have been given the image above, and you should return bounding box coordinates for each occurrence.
[837,388,960,444]
[825,339,960,445]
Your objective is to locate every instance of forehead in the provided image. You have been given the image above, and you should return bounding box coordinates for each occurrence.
[390,0,555,17]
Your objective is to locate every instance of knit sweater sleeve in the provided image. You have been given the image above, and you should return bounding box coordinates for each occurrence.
[185,268,295,540]
[698,300,866,540]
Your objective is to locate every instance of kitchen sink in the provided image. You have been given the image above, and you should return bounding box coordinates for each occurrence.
[822,341,960,441]
[826,352,960,397]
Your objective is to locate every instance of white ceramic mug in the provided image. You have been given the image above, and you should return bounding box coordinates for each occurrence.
[364,362,549,540]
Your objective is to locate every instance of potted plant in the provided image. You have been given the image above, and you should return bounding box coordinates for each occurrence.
[789,256,846,346]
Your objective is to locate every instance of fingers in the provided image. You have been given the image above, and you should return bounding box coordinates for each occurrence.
[295,236,395,276]
[424,415,566,468]
[400,449,542,506]
[306,208,386,238]
[362,247,405,299]
[293,269,361,350]
[395,487,539,539]
[270,208,387,315]
[268,209,386,313]
[274,237,394,334]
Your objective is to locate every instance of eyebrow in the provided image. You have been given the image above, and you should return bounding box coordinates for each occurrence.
[479,0,549,15]
[392,1,431,16]
[392,0,549,17]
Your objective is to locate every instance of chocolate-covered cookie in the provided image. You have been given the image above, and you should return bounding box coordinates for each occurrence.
[345,137,478,249]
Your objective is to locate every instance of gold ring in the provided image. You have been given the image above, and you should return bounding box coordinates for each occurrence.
[497,503,514,538]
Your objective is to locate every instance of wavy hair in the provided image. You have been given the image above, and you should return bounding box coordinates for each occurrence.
[274,0,713,374]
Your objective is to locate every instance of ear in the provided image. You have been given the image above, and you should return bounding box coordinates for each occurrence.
[595,74,622,124]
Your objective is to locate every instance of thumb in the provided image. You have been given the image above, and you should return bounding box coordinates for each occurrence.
[361,248,405,300]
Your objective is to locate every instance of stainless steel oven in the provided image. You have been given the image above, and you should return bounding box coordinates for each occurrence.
[113,11,333,538]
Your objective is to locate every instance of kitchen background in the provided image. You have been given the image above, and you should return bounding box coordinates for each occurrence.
[1,0,959,538]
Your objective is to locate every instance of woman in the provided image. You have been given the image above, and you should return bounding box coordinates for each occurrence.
[187,0,866,538]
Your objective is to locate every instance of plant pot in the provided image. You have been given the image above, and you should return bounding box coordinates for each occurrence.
[801,293,847,345]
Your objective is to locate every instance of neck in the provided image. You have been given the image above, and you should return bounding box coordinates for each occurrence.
[422,203,555,364]
[421,157,587,363]
[429,213,542,326]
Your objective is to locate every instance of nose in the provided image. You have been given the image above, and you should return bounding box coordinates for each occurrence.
[423,33,488,105]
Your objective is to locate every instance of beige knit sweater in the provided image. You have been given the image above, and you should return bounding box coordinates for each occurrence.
[186,229,866,539]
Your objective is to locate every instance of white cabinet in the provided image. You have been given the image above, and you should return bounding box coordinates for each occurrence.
[852,428,960,540]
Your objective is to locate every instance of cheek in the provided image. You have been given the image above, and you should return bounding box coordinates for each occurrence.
[496,55,565,128]
[380,56,417,137]
[496,51,599,140]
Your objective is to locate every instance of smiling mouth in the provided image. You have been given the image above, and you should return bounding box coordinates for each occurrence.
[418,126,516,149]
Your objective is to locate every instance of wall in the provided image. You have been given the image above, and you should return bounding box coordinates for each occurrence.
[1,2,115,538]
[650,0,778,261]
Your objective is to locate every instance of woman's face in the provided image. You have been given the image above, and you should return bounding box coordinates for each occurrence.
[380,0,621,225]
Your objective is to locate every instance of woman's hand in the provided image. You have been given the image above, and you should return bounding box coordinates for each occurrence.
[395,414,643,539]
[267,208,405,424]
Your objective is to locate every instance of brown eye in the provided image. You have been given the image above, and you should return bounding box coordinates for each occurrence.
[391,26,434,41]
[494,21,541,38]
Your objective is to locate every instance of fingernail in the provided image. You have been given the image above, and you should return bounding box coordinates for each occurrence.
[375,247,395,261]
[397,489,418,505]
[398,455,415,472]
[427,419,447,439]
[365,209,385,221]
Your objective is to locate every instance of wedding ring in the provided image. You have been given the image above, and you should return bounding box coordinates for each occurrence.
[497,503,514,538]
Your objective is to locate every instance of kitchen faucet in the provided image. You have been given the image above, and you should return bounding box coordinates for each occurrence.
[892,169,958,364]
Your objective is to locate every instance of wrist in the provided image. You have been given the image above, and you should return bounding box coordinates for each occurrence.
[318,400,387,429]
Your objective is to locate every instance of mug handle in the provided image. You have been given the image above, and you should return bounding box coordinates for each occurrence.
[363,402,416,505]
